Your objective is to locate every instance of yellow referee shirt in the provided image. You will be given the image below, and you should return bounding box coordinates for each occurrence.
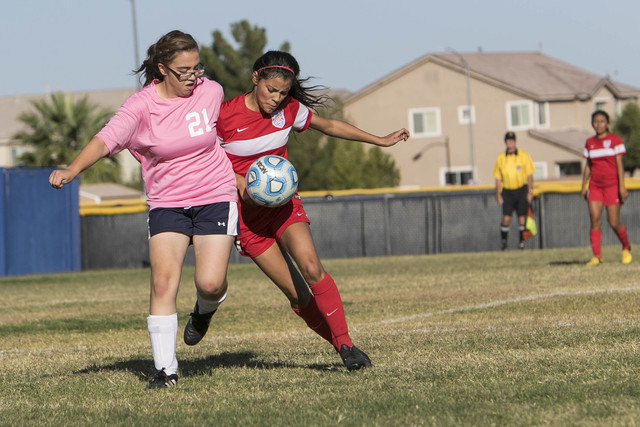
[493,149,535,190]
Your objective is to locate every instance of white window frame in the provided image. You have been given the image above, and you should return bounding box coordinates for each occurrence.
[533,161,548,180]
[408,107,442,138]
[535,102,550,129]
[506,100,534,131]
[441,166,473,186]
[594,97,610,112]
[457,105,476,125]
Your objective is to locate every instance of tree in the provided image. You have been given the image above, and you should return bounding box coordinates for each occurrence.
[200,20,290,100]
[202,20,400,190]
[288,97,400,191]
[613,103,640,176]
[13,92,121,184]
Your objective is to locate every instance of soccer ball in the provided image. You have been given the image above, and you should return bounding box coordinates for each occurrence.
[245,155,298,207]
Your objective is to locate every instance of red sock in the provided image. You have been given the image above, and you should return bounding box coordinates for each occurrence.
[291,296,333,345]
[309,273,352,349]
[590,229,602,258]
[616,225,630,250]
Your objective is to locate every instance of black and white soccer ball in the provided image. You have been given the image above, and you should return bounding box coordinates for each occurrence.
[245,155,298,207]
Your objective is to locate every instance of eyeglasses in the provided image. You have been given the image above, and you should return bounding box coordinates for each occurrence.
[164,63,205,81]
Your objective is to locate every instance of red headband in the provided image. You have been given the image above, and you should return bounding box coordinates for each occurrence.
[257,65,295,75]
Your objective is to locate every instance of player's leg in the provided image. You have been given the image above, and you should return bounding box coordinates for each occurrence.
[587,199,604,264]
[147,231,190,388]
[184,202,238,346]
[253,242,310,307]
[605,203,631,263]
[279,222,371,370]
[251,242,333,344]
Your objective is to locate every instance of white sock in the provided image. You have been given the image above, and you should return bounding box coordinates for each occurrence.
[147,313,178,375]
[196,291,227,314]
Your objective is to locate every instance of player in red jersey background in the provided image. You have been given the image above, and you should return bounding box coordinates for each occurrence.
[581,110,631,266]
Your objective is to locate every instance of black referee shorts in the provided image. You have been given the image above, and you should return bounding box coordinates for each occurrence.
[501,186,528,217]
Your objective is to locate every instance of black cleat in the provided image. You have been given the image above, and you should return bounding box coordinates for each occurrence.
[146,369,178,389]
[339,344,372,371]
[184,302,216,346]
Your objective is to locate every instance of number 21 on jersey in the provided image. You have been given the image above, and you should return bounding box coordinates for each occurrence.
[186,109,212,137]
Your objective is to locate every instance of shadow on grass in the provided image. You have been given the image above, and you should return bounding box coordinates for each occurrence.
[549,260,585,266]
[76,351,337,381]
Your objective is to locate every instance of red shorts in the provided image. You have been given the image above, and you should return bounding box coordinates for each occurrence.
[587,184,620,206]
[235,195,310,257]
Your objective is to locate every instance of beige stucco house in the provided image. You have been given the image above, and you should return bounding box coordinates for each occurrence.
[343,51,640,187]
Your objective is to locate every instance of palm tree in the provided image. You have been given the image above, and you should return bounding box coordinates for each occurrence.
[12,91,120,183]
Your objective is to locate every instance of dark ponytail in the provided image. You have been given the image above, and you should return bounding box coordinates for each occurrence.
[252,51,329,110]
[134,30,198,87]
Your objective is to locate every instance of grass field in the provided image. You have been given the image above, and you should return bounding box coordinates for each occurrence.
[1,246,640,426]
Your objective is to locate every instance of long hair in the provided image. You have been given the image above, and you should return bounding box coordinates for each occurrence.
[134,30,198,87]
[252,51,329,110]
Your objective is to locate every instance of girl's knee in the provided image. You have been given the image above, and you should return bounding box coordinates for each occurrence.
[300,264,325,284]
[196,278,227,300]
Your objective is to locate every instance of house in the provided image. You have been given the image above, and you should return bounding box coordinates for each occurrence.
[342,50,640,187]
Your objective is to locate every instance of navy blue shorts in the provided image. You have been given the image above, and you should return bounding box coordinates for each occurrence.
[148,202,239,238]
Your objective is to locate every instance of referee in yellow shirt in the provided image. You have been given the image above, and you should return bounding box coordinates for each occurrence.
[493,131,535,250]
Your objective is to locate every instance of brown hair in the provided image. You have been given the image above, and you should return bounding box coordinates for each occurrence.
[134,30,198,87]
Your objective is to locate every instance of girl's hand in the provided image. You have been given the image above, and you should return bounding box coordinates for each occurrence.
[620,187,629,204]
[49,169,76,189]
[379,128,410,147]
[236,173,258,206]
[240,188,260,206]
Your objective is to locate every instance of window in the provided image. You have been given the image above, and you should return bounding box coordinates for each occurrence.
[457,105,476,124]
[556,161,581,177]
[594,98,608,111]
[536,102,549,128]
[409,108,441,138]
[533,162,548,180]
[443,166,473,186]
[506,101,533,130]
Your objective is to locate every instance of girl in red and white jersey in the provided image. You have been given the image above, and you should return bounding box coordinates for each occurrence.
[201,50,409,370]
[581,110,631,266]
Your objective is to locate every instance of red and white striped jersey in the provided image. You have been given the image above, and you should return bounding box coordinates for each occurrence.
[218,94,312,177]
[584,133,625,187]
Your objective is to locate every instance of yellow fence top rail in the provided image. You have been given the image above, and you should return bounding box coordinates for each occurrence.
[80,178,640,216]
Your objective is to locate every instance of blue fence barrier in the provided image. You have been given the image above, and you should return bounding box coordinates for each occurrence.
[0,168,80,276]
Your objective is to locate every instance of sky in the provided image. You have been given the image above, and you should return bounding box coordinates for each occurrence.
[1,0,639,97]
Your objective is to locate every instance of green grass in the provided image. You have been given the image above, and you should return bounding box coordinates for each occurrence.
[1,246,640,426]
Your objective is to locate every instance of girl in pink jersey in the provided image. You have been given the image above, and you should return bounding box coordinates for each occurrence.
[192,50,409,371]
[581,110,631,266]
[49,31,238,388]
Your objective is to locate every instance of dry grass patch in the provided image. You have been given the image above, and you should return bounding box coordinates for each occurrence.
[2,246,640,425]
